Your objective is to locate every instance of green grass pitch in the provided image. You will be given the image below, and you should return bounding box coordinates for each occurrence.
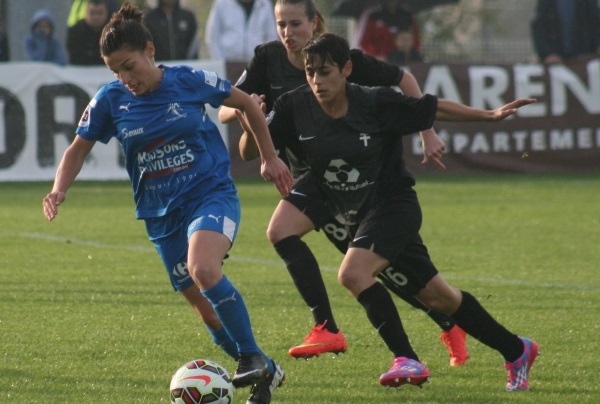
[1,174,599,403]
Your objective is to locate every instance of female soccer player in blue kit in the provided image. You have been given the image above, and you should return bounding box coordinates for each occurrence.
[242,32,538,391]
[219,0,469,366]
[42,3,291,402]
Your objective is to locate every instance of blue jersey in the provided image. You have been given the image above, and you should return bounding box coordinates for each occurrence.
[76,65,233,219]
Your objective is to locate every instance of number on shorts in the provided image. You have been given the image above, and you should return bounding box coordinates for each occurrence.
[382,266,408,287]
[323,222,348,241]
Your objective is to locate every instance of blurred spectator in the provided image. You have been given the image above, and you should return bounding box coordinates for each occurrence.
[531,0,600,64]
[355,0,421,62]
[205,0,278,61]
[67,0,109,65]
[387,29,423,65]
[24,10,67,65]
[0,22,9,62]
[68,0,120,27]
[144,0,198,61]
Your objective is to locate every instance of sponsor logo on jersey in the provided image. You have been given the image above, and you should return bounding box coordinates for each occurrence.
[119,102,131,113]
[122,127,144,139]
[323,159,371,192]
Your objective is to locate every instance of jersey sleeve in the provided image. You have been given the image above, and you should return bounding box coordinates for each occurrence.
[234,44,270,96]
[268,92,296,152]
[191,68,232,108]
[76,86,115,144]
[348,49,404,87]
[375,88,437,135]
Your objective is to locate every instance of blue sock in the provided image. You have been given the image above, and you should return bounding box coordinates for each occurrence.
[205,325,238,360]
[201,275,262,355]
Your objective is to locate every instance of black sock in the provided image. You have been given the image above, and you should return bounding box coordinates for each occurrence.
[357,282,418,360]
[379,275,456,332]
[452,291,523,362]
[274,235,338,333]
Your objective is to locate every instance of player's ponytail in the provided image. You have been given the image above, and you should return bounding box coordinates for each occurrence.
[100,2,152,56]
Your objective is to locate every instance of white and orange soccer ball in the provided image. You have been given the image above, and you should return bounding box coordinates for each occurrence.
[169,359,234,404]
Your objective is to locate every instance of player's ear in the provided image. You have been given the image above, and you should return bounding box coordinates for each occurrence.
[145,41,156,59]
[342,60,352,78]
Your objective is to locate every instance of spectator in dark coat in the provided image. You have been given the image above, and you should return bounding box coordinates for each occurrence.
[531,0,600,64]
[67,0,110,65]
[144,0,198,61]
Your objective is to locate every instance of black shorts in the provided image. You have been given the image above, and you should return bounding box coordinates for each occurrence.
[284,175,351,254]
[286,176,438,295]
[349,187,439,295]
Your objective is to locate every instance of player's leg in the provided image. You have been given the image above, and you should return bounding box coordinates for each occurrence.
[416,276,538,391]
[147,211,237,359]
[378,238,469,366]
[186,191,282,390]
[338,246,430,388]
[268,179,346,358]
[179,285,238,359]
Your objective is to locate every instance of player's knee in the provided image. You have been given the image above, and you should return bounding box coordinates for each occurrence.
[338,268,363,296]
[188,264,220,290]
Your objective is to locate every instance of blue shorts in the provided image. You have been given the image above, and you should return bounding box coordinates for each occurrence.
[144,186,240,291]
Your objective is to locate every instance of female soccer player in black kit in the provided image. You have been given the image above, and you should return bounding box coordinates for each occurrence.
[239,32,538,391]
[219,0,469,366]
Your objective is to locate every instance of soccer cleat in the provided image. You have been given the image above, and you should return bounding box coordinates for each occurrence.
[233,353,269,388]
[379,357,431,388]
[504,337,539,391]
[246,360,285,404]
[288,322,348,359]
[440,325,469,366]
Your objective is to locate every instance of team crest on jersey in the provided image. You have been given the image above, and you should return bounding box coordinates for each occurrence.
[166,102,187,122]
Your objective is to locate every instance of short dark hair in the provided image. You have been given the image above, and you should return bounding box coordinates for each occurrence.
[302,33,350,71]
[100,2,152,56]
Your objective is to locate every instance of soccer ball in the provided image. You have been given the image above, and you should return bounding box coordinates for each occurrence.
[170,359,234,404]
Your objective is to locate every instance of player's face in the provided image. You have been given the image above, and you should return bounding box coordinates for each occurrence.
[305,57,351,105]
[275,3,317,54]
[104,43,160,96]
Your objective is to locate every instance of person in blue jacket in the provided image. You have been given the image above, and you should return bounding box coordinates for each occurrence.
[24,9,67,65]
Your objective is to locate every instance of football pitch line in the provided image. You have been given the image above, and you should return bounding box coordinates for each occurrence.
[23,232,598,292]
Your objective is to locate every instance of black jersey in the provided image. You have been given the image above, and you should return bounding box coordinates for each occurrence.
[235,41,404,114]
[269,83,437,225]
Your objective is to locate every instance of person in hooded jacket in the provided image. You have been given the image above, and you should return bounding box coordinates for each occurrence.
[24,9,67,65]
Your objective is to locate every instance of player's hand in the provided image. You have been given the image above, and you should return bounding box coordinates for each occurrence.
[235,109,293,195]
[250,93,267,116]
[261,155,293,197]
[43,191,65,221]
[489,98,537,121]
[420,128,446,170]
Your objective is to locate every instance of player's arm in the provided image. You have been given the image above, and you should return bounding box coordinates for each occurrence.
[43,135,95,221]
[218,93,265,123]
[436,98,536,122]
[223,87,292,196]
[396,70,445,170]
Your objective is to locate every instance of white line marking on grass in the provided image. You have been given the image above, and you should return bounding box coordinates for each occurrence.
[24,232,598,291]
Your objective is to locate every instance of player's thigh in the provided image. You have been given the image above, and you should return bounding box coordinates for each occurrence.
[267,199,316,242]
[145,209,195,292]
[186,192,240,289]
